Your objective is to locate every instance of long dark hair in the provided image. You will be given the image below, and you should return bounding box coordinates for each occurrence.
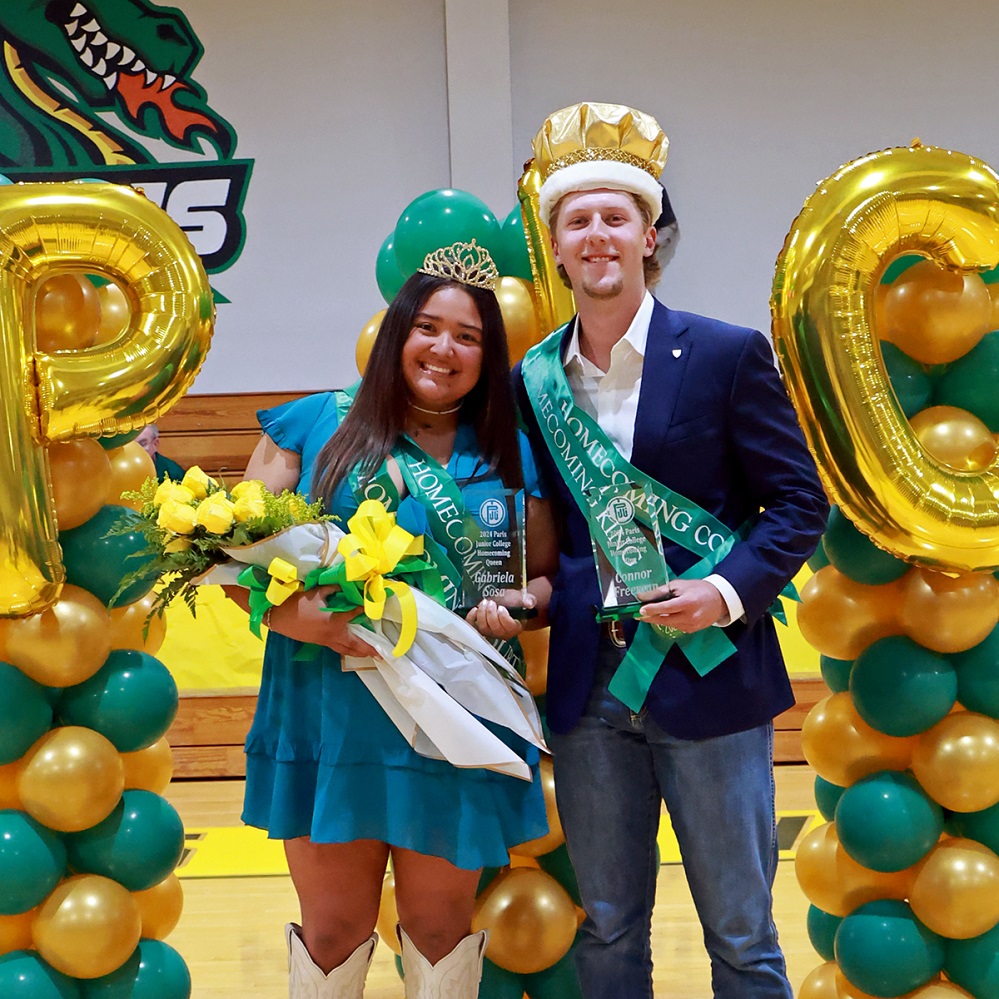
[312,272,524,505]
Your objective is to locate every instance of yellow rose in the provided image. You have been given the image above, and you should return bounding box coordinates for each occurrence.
[231,480,266,502]
[153,480,196,508]
[233,494,266,523]
[196,492,236,534]
[157,498,198,535]
[181,466,218,501]
[163,537,193,554]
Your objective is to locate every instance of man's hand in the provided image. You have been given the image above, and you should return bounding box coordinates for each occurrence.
[637,579,725,633]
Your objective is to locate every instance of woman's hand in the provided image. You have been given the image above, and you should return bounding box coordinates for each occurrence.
[465,591,537,640]
[222,584,379,659]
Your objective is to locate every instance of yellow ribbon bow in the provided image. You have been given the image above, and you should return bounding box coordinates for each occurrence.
[265,557,303,606]
[337,499,425,657]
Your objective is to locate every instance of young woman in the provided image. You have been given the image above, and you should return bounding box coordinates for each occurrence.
[233,242,557,999]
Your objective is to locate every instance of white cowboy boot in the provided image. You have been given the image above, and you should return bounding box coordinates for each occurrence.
[286,923,377,999]
[396,924,487,998]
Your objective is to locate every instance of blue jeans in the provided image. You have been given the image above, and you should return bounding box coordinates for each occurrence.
[549,642,792,999]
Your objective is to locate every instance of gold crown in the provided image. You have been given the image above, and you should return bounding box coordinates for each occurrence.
[418,239,499,290]
[532,102,668,182]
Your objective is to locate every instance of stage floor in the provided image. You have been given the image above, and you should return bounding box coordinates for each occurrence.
[165,765,820,998]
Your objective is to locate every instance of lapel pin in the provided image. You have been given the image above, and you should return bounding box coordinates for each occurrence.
[672,348,682,358]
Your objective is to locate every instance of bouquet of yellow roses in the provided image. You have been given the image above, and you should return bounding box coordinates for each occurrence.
[114,467,330,619]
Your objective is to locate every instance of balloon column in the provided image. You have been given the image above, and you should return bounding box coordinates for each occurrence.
[359,184,560,373]
[773,145,999,999]
[0,180,213,998]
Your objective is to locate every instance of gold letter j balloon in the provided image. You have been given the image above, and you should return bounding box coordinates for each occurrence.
[0,183,213,616]
[772,145,999,572]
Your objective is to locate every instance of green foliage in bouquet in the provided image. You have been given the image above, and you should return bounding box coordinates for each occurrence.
[109,468,331,617]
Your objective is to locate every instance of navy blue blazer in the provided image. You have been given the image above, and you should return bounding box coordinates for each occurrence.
[514,299,828,740]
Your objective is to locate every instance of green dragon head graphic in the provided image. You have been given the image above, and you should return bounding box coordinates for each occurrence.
[0,0,237,167]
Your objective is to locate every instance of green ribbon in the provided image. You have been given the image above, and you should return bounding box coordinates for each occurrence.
[237,564,274,639]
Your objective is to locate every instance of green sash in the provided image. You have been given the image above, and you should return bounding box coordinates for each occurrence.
[522,325,778,711]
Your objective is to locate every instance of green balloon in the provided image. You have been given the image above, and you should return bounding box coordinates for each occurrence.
[950,799,999,855]
[835,771,942,872]
[819,655,852,694]
[480,957,526,999]
[850,635,956,737]
[823,506,909,586]
[835,899,944,998]
[0,952,81,999]
[98,429,141,450]
[494,204,533,280]
[945,921,999,999]
[806,905,842,962]
[393,189,501,275]
[880,342,934,418]
[79,939,191,999]
[0,662,53,765]
[375,232,408,303]
[477,866,501,895]
[524,941,582,999]
[58,650,178,753]
[65,790,184,892]
[0,810,67,915]
[951,624,999,717]
[880,254,923,284]
[59,505,157,606]
[806,539,830,573]
[537,843,582,906]
[982,263,999,285]
[935,331,999,431]
[814,775,846,822]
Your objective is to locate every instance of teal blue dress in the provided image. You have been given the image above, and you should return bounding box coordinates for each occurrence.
[241,392,548,870]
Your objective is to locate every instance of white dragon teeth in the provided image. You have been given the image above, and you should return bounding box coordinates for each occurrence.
[79,46,94,66]
[121,45,135,64]
[133,57,146,72]
[81,18,99,32]
[93,31,107,45]
[70,34,86,52]
[92,58,107,76]
[145,69,157,87]
[71,3,87,15]
[105,41,120,60]
[104,72,118,89]
[162,74,176,88]
[66,19,79,36]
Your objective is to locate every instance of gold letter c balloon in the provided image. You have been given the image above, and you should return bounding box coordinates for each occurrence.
[0,183,213,616]
[772,145,999,572]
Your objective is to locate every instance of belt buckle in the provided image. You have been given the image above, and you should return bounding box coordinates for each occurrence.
[607,619,627,648]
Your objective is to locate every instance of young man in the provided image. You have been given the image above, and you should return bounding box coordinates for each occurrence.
[515,102,828,999]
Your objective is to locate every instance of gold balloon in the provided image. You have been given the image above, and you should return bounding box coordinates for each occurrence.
[109,591,166,655]
[910,406,997,472]
[510,755,564,857]
[17,726,124,832]
[121,737,173,794]
[0,907,37,955]
[0,761,20,809]
[105,441,157,508]
[772,144,999,573]
[882,260,992,365]
[3,583,112,687]
[909,837,999,939]
[495,276,542,365]
[376,873,402,955]
[33,874,141,979]
[472,867,577,974]
[93,281,132,345]
[355,308,385,376]
[797,566,901,660]
[797,961,841,999]
[801,693,916,786]
[907,982,975,998]
[133,873,184,940]
[518,163,576,333]
[519,627,549,697]
[794,821,914,917]
[0,182,213,618]
[48,438,112,531]
[34,273,102,353]
[990,283,999,330]
[912,712,999,812]
[900,568,999,653]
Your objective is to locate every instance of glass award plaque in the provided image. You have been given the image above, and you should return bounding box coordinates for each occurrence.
[584,481,671,622]
[458,488,534,617]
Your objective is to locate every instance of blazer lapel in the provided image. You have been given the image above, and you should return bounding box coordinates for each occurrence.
[631,300,690,470]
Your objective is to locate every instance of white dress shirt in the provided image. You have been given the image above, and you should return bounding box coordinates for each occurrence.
[564,292,745,625]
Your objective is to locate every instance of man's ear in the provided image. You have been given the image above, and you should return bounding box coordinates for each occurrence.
[642,224,657,258]
[550,231,562,266]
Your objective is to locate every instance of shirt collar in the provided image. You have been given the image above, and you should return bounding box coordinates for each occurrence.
[564,291,655,374]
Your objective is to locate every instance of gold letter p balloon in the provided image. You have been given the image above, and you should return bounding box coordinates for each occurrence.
[772,144,999,573]
[0,183,213,616]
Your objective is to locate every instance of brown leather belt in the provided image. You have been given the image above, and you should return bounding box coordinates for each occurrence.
[601,619,628,648]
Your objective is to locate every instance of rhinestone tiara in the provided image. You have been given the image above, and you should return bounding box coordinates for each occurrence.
[417,239,499,290]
